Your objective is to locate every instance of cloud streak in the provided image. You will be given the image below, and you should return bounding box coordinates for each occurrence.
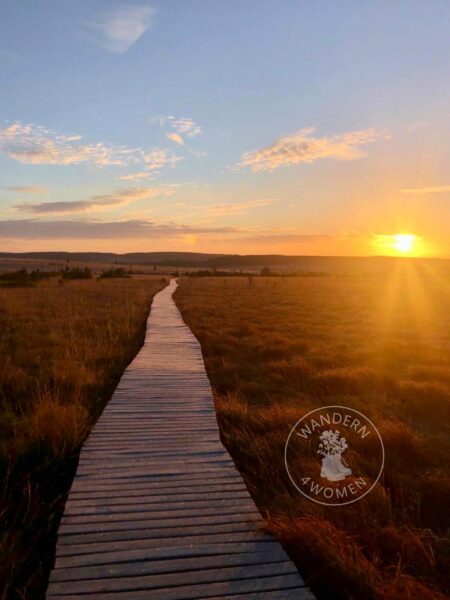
[238,127,389,172]
[88,6,156,54]
[205,198,277,216]
[0,122,184,175]
[2,185,48,194]
[0,219,237,240]
[144,148,183,170]
[165,132,184,146]
[14,187,174,214]
[157,116,202,138]
[0,123,138,166]
[401,185,450,195]
[119,171,154,181]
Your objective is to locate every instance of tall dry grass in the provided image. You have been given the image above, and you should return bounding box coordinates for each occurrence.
[0,276,165,599]
[175,270,450,599]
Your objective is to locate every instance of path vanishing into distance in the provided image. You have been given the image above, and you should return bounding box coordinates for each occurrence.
[46,279,313,599]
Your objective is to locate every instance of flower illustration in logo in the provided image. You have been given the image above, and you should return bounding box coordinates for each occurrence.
[317,429,352,482]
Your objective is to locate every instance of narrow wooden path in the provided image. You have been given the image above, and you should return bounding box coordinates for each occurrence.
[46,280,313,599]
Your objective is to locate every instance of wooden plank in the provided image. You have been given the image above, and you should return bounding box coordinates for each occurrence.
[46,573,306,599]
[46,561,298,595]
[64,492,252,514]
[57,521,260,544]
[60,510,259,530]
[54,540,283,569]
[55,531,280,568]
[49,550,291,582]
[208,591,315,600]
[65,482,248,503]
[69,474,242,493]
[46,279,313,599]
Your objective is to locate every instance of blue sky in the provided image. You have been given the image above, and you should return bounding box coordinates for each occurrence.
[1,0,449,255]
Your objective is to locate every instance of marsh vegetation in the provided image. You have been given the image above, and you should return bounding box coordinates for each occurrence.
[175,268,450,599]
[0,276,165,599]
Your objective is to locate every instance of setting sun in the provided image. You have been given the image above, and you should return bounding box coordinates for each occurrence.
[393,234,416,253]
[371,233,426,257]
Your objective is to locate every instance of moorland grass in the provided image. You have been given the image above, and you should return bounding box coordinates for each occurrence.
[0,276,165,599]
[174,269,450,599]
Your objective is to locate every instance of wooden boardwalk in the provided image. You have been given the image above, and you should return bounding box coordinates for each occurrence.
[46,280,313,599]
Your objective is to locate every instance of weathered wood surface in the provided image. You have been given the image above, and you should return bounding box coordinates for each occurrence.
[47,280,313,599]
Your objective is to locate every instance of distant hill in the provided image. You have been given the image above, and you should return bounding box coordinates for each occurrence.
[0,251,223,265]
[0,251,448,274]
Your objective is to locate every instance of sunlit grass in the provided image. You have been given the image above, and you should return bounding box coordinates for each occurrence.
[175,271,450,599]
[0,276,165,600]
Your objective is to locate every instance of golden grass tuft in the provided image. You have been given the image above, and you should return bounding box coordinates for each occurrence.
[175,274,450,599]
[14,397,90,457]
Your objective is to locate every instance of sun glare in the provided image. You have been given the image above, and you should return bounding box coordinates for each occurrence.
[371,233,425,256]
[393,234,416,253]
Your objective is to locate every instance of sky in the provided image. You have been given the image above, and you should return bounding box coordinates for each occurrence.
[0,0,449,256]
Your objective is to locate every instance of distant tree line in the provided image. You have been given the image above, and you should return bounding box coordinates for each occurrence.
[0,266,143,287]
[186,268,332,278]
[0,268,55,287]
[97,268,131,279]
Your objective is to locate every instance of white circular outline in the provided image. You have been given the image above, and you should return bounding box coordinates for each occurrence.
[284,405,385,506]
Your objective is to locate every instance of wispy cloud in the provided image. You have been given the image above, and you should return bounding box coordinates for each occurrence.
[119,171,154,181]
[0,219,362,252]
[156,116,202,138]
[238,127,389,172]
[144,149,183,170]
[240,233,337,244]
[0,122,184,175]
[0,123,138,166]
[165,132,184,146]
[88,6,156,54]
[0,219,237,240]
[205,198,277,216]
[151,115,204,154]
[14,187,174,215]
[406,113,450,132]
[401,185,450,195]
[2,185,48,194]
[169,117,202,137]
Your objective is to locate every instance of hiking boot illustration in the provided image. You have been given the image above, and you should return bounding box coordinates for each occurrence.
[320,453,346,481]
[318,429,352,482]
[334,453,352,477]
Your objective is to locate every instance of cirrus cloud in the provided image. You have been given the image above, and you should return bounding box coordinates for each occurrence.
[0,123,139,166]
[165,132,185,146]
[204,198,277,216]
[119,171,154,181]
[144,148,183,170]
[0,122,184,176]
[238,127,390,172]
[156,116,202,139]
[14,187,174,215]
[87,6,156,54]
[0,219,238,240]
[401,185,450,195]
[2,185,48,194]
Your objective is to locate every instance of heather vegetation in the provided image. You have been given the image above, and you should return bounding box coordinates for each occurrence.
[0,269,55,288]
[98,267,132,279]
[0,276,165,599]
[175,269,450,600]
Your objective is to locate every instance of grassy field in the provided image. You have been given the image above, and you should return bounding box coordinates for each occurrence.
[174,267,450,600]
[0,276,165,599]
